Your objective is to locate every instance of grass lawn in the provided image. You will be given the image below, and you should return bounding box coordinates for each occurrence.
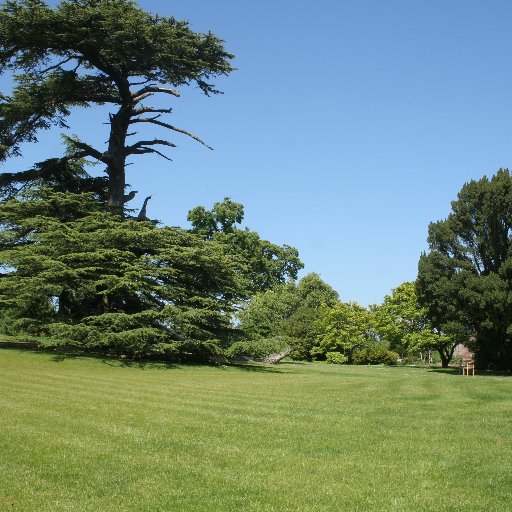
[0,348,511,511]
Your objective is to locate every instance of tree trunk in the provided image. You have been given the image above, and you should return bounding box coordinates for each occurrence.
[439,351,449,368]
[107,158,126,209]
[262,348,291,364]
[107,106,131,209]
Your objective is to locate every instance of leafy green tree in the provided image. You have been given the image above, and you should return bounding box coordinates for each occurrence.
[372,281,458,366]
[372,282,421,356]
[0,189,247,359]
[189,198,303,292]
[238,272,339,359]
[0,0,234,207]
[312,301,376,363]
[417,169,512,370]
[237,282,297,339]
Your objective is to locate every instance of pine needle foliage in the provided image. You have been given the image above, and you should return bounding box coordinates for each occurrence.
[0,189,247,358]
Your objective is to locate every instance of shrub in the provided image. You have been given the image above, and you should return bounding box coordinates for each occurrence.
[226,336,290,359]
[288,337,315,361]
[326,352,348,364]
[353,344,399,365]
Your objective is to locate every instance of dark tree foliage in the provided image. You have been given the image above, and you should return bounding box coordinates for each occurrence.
[0,153,109,201]
[0,189,248,359]
[0,0,234,207]
[417,169,512,370]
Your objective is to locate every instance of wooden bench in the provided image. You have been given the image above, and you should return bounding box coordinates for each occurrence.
[462,358,475,376]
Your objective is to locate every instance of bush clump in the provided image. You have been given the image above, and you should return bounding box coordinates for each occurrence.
[353,344,399,365]
[225,336,290,359]
[326,352,348,364]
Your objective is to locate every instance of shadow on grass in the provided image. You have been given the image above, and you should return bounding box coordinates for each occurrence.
[0,340,286,373]
[0,340,178,369]
[100,358,180,370]
[224,362,288,373]
[428,367,511,377]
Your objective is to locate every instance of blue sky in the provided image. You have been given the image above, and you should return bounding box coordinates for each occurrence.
[3,0,512,306]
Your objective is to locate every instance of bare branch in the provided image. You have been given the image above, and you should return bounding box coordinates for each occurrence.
[129,78,151,87]
[132,106,173,116]
[132,85,180,102]
[125,139,176,155]
[40,56,75,74]
[132,92,153,103]
[128,118,213,150]
[128,147,173,161]
[148,149,173,161]
[130,114,161,124]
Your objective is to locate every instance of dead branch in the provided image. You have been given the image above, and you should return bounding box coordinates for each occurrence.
[129,118,213,150]
[125,139,176,155]
[132,85,180,102]
[132,106,173,116]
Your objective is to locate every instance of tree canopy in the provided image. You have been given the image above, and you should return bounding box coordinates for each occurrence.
[313,301,376,363]
[188,198,303,293]
[238,272,338,359]
[0,0,234,207]
[0,189,248,358]
[417,169,512,370]
[373,281,458,367]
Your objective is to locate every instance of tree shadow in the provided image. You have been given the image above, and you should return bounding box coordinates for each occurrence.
[224,362,288,373]
[428,367,511,377]
[100,358,180,370]
[0,341,285,372]
[0,340,40,351]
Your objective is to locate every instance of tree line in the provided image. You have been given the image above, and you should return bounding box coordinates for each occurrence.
[0,1,511,370]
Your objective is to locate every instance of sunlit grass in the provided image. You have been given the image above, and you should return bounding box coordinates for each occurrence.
[1,348,511,511]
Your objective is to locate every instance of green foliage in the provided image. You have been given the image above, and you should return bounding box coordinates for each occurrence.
[372,281,458,367]
[313,301,375,362]
[417,169,512,370]
[352,345,399,365]
[372,282,423,355]
[237,272,338,359]
[0,189,248,358]
[189,198,303,292]
[325,351,348,364]
[188,197,244,239]
[237,283,297,338]
[0,151,108,202]
[225,336,290,359]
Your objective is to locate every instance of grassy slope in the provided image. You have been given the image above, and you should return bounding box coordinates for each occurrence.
[0,349,511,511]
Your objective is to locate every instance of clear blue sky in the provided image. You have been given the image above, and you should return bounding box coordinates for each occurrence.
[3,0,512,306]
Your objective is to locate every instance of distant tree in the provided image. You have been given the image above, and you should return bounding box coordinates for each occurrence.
[373,281,458,366]
[238,272,339,359]
[237,282,297,339]
[417,169,512,370]
[312,301,375,363]
[188,198,303,292]
[0,0,234,207]
[0,189,247,359]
